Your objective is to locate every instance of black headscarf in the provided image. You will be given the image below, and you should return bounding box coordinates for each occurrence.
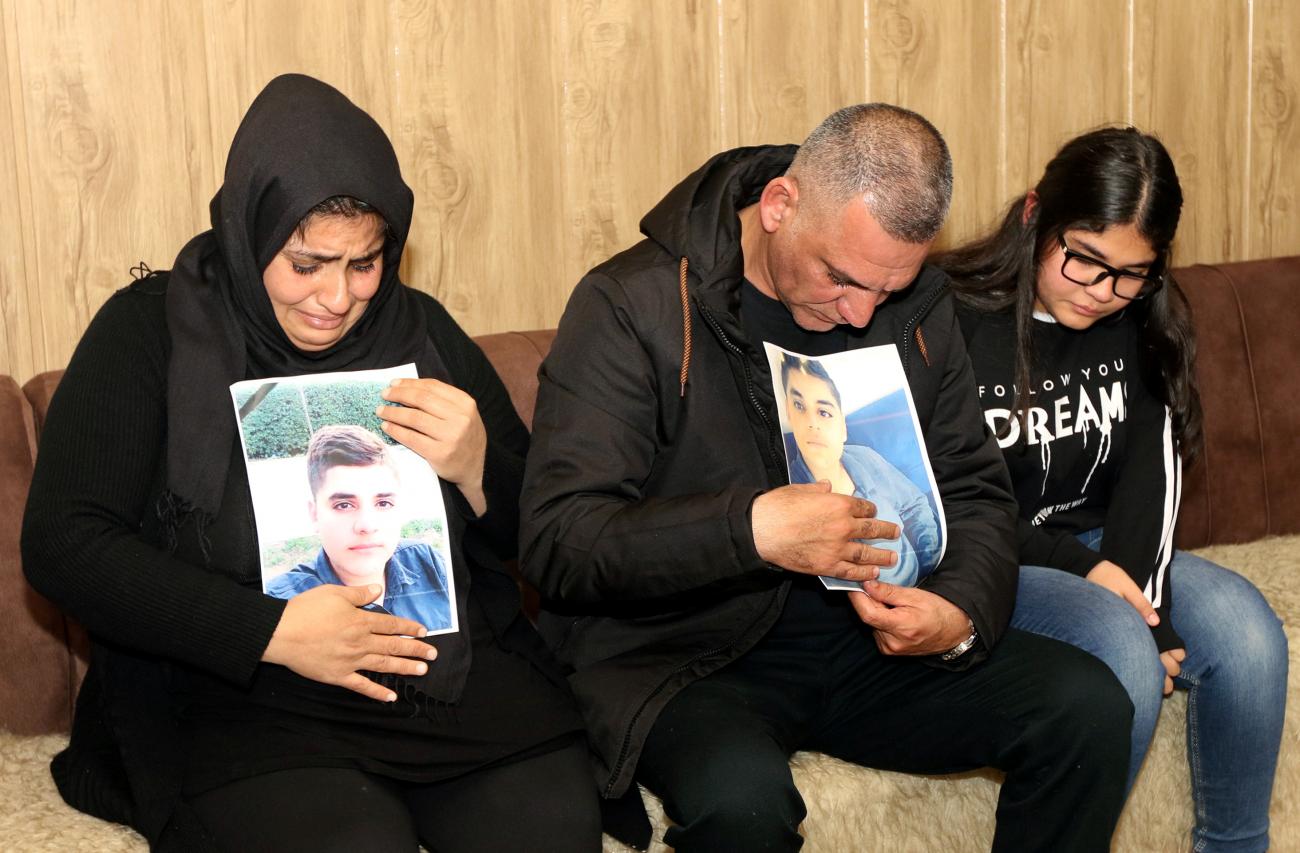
[164,74,470,702]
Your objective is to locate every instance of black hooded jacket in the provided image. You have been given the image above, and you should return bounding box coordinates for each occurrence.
[520,145,1019,798]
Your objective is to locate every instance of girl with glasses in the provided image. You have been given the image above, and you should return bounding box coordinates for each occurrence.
[935,127,1285,852]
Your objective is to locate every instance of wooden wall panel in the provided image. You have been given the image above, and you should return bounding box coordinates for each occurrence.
[1133,0,1250,265]
[1250,0,1300,259]
[867,0,1003,249]
[1005,0,1130,204]
[388,0,567,334]
[556,0,720,286]
[199,0,397,168]
[719,0,866,149]
[0,0,35,382]
[2,1,1298,381]
[6,0,212,375]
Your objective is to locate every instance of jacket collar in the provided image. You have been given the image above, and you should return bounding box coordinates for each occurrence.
[641,144,949,366]
[640,144,797,292]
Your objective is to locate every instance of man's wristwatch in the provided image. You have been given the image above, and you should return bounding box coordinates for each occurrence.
[940,619,979,661]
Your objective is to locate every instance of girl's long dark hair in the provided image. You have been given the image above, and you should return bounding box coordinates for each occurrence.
[934,127,1203,460]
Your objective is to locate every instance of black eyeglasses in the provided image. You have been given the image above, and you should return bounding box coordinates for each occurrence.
[1058,236,1165,301]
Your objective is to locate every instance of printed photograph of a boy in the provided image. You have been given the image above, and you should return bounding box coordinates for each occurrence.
[779,352,941,586]
[265,424,453,631]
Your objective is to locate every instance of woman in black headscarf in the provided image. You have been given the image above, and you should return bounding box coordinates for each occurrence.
[22,74,600,852]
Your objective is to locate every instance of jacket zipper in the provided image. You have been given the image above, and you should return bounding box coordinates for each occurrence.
[602,601,775,798]
[602,641,729,797]
[899,280,947,373]
[602,302,783,798]
[697,302,785,473]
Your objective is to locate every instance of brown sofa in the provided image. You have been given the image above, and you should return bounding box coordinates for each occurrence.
[2,257,1298,852]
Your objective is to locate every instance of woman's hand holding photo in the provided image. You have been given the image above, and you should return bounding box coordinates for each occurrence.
[262,582,436,702]
[379,378,488,514]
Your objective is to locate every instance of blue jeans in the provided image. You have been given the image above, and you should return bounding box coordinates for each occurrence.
[1011,532,1287,853]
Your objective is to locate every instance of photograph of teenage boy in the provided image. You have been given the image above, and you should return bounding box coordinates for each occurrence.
[266,424,453,632]
[780,354,940,586]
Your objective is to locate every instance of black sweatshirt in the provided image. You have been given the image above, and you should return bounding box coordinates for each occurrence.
[958,305,1184,652]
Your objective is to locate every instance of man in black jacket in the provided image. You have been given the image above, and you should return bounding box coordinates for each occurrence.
[521,105,1130,852]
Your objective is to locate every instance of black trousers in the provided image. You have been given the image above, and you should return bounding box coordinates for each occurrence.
[637,626,1131,853]
[187,738,601,853]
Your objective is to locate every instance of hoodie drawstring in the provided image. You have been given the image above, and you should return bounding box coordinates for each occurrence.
[915,326,931,367]
[678,256,692,396]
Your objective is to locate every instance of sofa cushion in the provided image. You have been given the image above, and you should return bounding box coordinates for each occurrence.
[473,330,556,431]
[22,371,61,440]
[1175,258,1300,548]
[0,377,78,735]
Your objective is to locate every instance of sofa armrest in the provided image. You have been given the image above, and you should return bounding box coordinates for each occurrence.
[0,375,80,735]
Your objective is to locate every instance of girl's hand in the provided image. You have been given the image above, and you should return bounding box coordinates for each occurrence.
[1160,648,1186,696]
[1086,559,1160,627]
[262,583,437,702]
[1086,561,1182,694]
[378,378,487,515]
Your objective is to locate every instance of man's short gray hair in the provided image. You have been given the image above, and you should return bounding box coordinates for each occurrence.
[790,104,952,243]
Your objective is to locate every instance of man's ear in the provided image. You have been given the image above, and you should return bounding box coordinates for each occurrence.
[758,176,799,234]
[307,497,318,525]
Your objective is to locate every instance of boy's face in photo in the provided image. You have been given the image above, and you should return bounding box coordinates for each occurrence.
[786,368,848,475]
[309,462,404,584]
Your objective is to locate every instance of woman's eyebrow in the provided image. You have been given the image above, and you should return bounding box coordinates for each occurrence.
[285,241,385,264]
[1073,236,1155,269]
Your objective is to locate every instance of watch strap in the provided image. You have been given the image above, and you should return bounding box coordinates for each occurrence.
[940,619,979,662]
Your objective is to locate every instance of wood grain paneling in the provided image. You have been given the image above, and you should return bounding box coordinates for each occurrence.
[868,0,1003,249]
[1133,0,1250,265]
[719,0,866,149]
[0,0,36,383]
[6,0,212,375]
[1,0,1297,381]
[1250,0,1300,259]
[388,0,568,335]
[556,0,720,284]
[200,0,397,166]
[1005,0,1130,203]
